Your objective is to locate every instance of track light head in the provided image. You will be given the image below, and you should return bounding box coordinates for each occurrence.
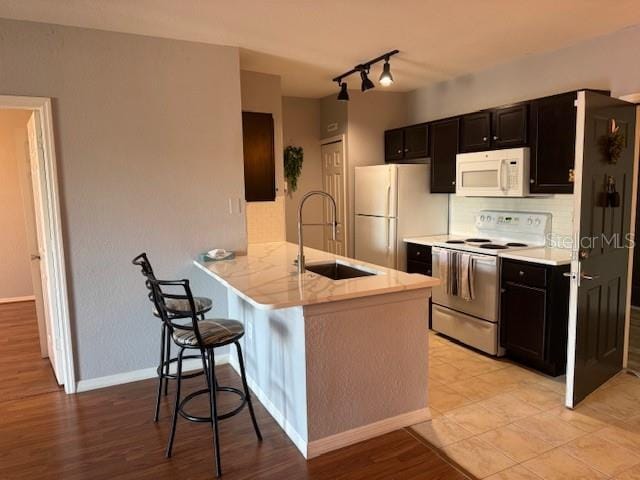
[337,81,349,101]
[360,68,375,92]
[379,59,393,87]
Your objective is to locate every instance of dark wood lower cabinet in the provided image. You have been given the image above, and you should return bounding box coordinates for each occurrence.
[406,243,433,328]
[500,259,570,376]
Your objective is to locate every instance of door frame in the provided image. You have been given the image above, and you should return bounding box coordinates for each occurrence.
[0,95,75,394]
[620,93,640,371]
[320,134,349,256]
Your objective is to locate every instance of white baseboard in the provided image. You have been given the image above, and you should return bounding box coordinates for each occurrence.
[0,295,35,304]
[76,354,229,393]
[307,407,432,459]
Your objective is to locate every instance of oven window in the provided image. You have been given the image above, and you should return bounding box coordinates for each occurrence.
[461,170,498,188]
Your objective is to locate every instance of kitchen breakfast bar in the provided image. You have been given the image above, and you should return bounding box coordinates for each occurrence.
[194,242,438,458]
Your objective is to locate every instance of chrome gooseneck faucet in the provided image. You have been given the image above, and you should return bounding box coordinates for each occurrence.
[296,191,338,273]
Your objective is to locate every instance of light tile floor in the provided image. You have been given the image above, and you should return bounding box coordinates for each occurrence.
[411,331,640,479]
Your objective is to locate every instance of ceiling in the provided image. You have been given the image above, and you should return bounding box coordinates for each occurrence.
[1,0,639,98]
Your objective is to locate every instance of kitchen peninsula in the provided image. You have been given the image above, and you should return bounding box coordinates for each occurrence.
[194,242,438,459]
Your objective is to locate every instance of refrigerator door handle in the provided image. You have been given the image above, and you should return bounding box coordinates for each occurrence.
[386,184,391,218]
[387,218,391,254]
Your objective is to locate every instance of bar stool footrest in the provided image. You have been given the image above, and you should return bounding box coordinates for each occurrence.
[157,354,205,380]
[178,386,247,423]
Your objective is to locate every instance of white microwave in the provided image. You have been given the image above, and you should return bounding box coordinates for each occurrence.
[455,147,530,197]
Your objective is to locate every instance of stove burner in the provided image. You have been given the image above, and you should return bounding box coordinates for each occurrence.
[480,244,509,250]
[445,240,465,244]
[465,238,491,243]
[506,242,528,247]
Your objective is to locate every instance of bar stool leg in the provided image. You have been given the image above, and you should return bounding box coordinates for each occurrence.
[165,347,184,458]
[163,331,172,396]
[207,348,222,477]
[154,324,167,422]
[235,341,262,441]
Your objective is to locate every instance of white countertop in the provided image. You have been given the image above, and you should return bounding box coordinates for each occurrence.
[404,236,571,266]
[499,248,571,266]
[194,242,439,310]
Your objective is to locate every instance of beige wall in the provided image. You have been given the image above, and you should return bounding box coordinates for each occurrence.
[407,25,640,124]
[0,109,33,299]
[241,70,286,243]
[282,97,324,249]
[344,90,408,255]
[0,18,247,380]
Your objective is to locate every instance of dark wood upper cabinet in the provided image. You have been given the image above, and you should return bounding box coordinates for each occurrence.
[460,112,491,152]
[403,124,429,159]
[242,111,275,202]
[529,92,577,194]
[384,128,404,162]
[491,104,528,148]
[430,118,459,193]
[385,124,429,162]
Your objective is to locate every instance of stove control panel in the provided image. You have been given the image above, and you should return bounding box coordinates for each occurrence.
[475,210,551,242]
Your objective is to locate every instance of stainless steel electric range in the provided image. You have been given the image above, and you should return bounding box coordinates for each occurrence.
[431,210,551,355]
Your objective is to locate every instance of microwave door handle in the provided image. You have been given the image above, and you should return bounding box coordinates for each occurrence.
[498,159,508,192]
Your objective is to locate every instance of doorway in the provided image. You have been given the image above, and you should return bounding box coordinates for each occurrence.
[0,96,74,394]
[321,137,347,256]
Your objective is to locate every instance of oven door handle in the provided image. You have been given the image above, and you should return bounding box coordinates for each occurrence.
[431,247,497,265]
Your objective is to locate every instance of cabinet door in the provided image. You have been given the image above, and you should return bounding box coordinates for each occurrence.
[242,111,275,202]
[385,129,404,162]
[501,282,547,362]
[491,104,528,148]
[530,93,576,194]
[404,124,429,159]
[460,112,491,152]
[430,118,459,193]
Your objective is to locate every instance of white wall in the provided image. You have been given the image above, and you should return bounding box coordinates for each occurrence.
[282,96,324,249]
[0,109,33,299]
[241,70,286,243]
[0,18,247,381]
[407,25,640,124]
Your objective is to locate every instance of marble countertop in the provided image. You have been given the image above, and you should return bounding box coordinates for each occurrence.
[499,248,571,266]
[404,236,571,266]
[194,242,439,310]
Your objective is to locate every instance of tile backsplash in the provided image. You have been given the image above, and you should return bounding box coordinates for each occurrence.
[449,194,574,248]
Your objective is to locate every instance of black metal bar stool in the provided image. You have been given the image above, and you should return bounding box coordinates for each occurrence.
[150,278,262,478]
[132,253,214,421]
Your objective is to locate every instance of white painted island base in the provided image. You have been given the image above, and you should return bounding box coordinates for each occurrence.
[225,287,431,459]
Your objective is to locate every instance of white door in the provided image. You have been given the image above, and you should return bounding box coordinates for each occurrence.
[354,165,397,217]
[322,141,347,256]
[355,215,397,268]
[27,112,62,384]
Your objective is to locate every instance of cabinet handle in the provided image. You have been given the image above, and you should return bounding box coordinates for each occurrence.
[451,181,456,185]
[416,251,421,256]
[493,135,498,140]
[397,149,402,154]
[404,148,409,152]
[530,178,535,184]
[568,168,575,183]
[518,271,525,276]
[482,136,488,141]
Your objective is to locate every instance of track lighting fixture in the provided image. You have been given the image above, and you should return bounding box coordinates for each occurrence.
[337,81,349,101]
[359,68,375,92]
[379,59,394,87]
[332,49,399,101]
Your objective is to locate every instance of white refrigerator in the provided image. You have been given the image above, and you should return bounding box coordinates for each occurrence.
[354,164,448,271]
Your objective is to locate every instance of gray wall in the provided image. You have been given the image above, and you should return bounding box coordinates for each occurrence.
[0,18,247,381]
[407,25,640,123]
[282,96,324,249]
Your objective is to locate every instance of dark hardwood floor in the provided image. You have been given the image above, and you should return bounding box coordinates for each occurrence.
[0,301,60,401]
[0,302,468,480]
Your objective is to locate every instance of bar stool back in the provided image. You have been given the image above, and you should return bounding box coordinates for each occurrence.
[132,253,213,421]
[150,278,262,478]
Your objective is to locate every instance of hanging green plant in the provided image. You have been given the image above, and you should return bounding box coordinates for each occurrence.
[284,145,304,194]
[601,118,625,164]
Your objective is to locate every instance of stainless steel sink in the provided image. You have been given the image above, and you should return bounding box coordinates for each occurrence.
[305,261,377,280]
